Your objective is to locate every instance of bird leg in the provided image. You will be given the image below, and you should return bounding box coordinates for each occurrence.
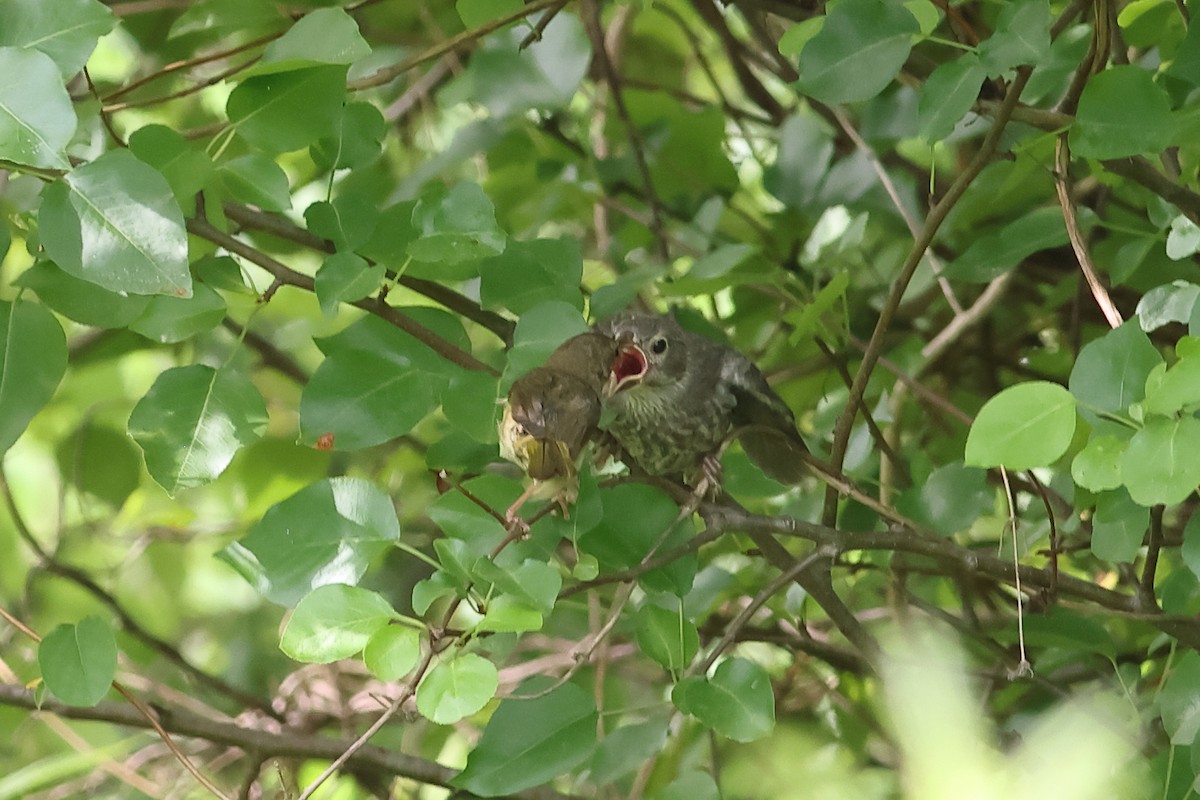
[688,452,724,501]
[504,482,540,536]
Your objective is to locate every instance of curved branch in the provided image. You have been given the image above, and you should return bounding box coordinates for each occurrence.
[0,685,582,800]
[221,203,515,345]
[186,217,500,375]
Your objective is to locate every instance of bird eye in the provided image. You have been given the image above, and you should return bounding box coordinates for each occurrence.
[650,337,668,355]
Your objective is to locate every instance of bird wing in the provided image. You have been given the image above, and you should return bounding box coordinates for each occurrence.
[722,352,810,484]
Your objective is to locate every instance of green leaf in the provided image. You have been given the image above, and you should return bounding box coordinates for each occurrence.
[1181,513,1200,582]
[305,196,379,252]
[37,617,117,707]
[976,0,1051,75]
[0,298,67,456]
[1091,490,1148,563]
[0,0,114,77]
[457,0,523,28]
[220,477,401,606]
[964,381,1077,470]
[1071,434,1126,492]
[128,365,268,495]
[1069,66,1175,159]
[1159,650,1200,745]
[363,625,422,681]
[1137,281,1200,331]
[416,652,498,724]
[1120,416,1200,506]
[442,370,502,444]
[280,584,396,663]
[299,349,443,450]
[479,238,584,314]
[672,658,776,743]
[57,423,141,509]
[590,721,669,786]
[478,594,544,633]
[311,101,387,170]
[254,7,370,74]
[1143,347,1200,417]
[635,604,699,671]
[918,55,986,142]
[39,149,191,297]
[654,771,721,800]
[580,483,697,596]
[795,0,919,105]
[128,125,214,212]
[945,206,1071,282]
[227,65,347,153]
[763,112,833,208]
[1165,216,1200,261]
[1068,320,1162,415]
[1166,16,1200,87]
[454,678,597,795]
[408,182,507,266]
[218,154,291,212]
[465,12,590,118]
[314,253,385,317]
[501,300,589,388]
[896,462,990,537]
[0,47,75,169]
[473,558,562,616]
[128,282,227,343]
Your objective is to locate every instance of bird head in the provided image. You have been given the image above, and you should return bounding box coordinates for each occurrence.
[600,313,686,398]
[498,396,574,481]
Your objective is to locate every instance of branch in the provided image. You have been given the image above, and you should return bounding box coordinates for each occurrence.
[1055,135,1123,329]
[221,203,515,345]
[824,69,1032,524]
[0,470,280,720]
[582,0,671,263]
[186,217,500,375]
[347,0,563,90]
[703,505,1200,649]
[0,685,583,800]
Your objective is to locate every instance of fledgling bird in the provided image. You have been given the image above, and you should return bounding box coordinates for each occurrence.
[498,331,620,523]
[597,311,809,494]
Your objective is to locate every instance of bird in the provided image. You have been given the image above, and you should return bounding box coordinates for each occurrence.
[498,331,620,524]
[597,310,809,494]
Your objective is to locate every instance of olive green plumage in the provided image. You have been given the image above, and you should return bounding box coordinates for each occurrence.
[597,311,808,487]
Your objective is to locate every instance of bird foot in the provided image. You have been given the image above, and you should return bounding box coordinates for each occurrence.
[689,454,724,501]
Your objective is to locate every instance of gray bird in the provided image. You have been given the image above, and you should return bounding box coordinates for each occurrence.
[597,311,808,492]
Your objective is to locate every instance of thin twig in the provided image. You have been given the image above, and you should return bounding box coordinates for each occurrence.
[825,69,1032,525]
[186,217,500,375]
[582,0,671,263]
[1055,135,1122,328]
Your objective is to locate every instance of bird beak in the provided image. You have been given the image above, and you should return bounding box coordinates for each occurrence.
[520,437,573,481]
[604,342,647,398]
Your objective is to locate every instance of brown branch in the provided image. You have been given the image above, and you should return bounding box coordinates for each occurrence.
[221,203,514,345]
[0,470,281,720]
[1055,136,1123,328]
[0,685,583,800]
[688,0,788,122]
[582,0,671,263]
[825,69,1032,525]
[186,217,500,375]
[347,0,563,90]
[103,33,280,102]
[702,505,1200,649]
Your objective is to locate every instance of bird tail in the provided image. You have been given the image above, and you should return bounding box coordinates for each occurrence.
[736,425,810,485]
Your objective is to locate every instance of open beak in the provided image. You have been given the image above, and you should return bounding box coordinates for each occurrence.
[519,437,573,481]
[604,342,648,398]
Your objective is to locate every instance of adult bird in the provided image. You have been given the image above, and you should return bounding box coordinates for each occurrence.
[498,331,619,524]
[597,311,808,494]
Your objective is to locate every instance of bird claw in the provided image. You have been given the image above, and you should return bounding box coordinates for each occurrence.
[689,454,723,501]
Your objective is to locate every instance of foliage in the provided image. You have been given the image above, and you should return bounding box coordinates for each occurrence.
[2,0,1199,797]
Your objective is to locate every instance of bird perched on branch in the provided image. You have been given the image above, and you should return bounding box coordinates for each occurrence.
[498,331,620,524]
[598,311,808,494]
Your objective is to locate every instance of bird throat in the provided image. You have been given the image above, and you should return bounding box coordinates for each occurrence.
[610,344,647,393]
